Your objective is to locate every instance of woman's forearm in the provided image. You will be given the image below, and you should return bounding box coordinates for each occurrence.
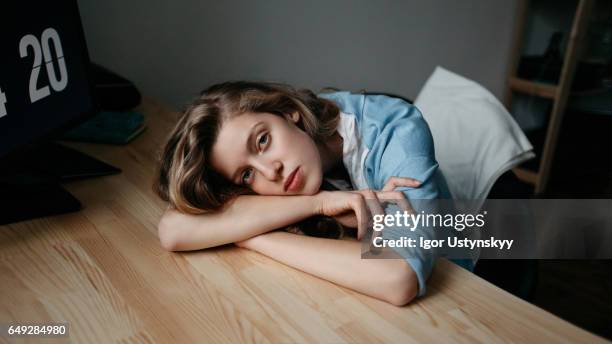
[240,232,418,306]
[158,195,318,251]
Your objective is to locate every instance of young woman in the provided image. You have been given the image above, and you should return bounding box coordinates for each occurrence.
[153,81,469,306]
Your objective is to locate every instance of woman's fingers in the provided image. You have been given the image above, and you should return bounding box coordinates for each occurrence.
[353,189,385,240]
[382,176,421,192]
[350,195,368,240]
[375,190,415,214]
[359,189,385,216]
[380,177,417,215]
[333,212,358,228]
[317,186,416,240]
[377,191,415,214]
[356,190,386,254]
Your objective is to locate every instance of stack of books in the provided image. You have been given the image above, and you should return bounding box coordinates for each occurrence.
[62,111,146,144]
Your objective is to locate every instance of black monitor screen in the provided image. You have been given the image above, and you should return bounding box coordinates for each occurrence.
[0,1,94,158]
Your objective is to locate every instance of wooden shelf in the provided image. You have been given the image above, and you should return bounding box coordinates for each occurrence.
[508,77,558,99]
[506,0,595,194]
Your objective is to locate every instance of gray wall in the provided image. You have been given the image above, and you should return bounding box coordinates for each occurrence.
[77,0,520,110]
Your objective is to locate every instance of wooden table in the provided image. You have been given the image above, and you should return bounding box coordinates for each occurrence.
[0,97,607,343]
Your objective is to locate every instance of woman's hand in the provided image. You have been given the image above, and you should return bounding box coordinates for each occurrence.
[314,177,420,239]
[237,177,420,247]
[235,236,255,249]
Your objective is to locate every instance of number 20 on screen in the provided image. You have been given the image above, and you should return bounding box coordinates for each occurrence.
[0,27,69,119]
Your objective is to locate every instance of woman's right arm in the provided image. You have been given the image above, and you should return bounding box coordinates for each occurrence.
[158,177,419,252]
[158,195,319,251]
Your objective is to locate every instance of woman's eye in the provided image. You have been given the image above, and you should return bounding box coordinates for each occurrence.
[241,168,253,184]
[258,133,269,149]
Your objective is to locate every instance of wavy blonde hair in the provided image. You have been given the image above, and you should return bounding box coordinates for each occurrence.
[153,81,341,217]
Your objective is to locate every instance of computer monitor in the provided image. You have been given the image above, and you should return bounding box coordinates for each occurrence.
[1,1,95,156]
[0,1,120,225]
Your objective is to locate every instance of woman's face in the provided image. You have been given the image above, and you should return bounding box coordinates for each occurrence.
[210,111,323,196]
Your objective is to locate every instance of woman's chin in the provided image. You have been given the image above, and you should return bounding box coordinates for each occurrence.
[299,189,318,196]
[302,176,323,195]
[292,186,318,196]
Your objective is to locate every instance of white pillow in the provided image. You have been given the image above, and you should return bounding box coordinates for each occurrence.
[415,66,534,212]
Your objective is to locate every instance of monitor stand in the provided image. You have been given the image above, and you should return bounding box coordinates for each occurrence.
[0,141,121,225]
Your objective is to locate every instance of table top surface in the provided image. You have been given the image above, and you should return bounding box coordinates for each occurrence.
[0,97,607,343]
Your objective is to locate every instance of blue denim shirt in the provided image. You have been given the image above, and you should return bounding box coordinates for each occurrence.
[318,91,473,297]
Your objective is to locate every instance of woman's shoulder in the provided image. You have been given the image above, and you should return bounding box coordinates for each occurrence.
[318,90,432,153]
[362,96,432,154]
[317,91,365,118]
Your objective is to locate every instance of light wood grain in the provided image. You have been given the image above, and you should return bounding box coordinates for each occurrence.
[536,0,594,194]
[0,97,607,343]
[504,0,595,194]
[508,77,558,99]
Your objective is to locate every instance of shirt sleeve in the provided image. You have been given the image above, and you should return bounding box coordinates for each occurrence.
[362,94,449,297]
[320,91,451,297]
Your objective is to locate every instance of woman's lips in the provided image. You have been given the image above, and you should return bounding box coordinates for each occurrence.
[284,167,303,192]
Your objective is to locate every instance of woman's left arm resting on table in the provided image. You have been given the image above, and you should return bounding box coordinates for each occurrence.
[237,231,418,306]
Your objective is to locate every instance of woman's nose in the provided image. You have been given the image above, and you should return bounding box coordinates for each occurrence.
[256,160,282,181]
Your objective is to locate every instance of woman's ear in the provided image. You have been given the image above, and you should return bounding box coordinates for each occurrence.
[285,111,300,123]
